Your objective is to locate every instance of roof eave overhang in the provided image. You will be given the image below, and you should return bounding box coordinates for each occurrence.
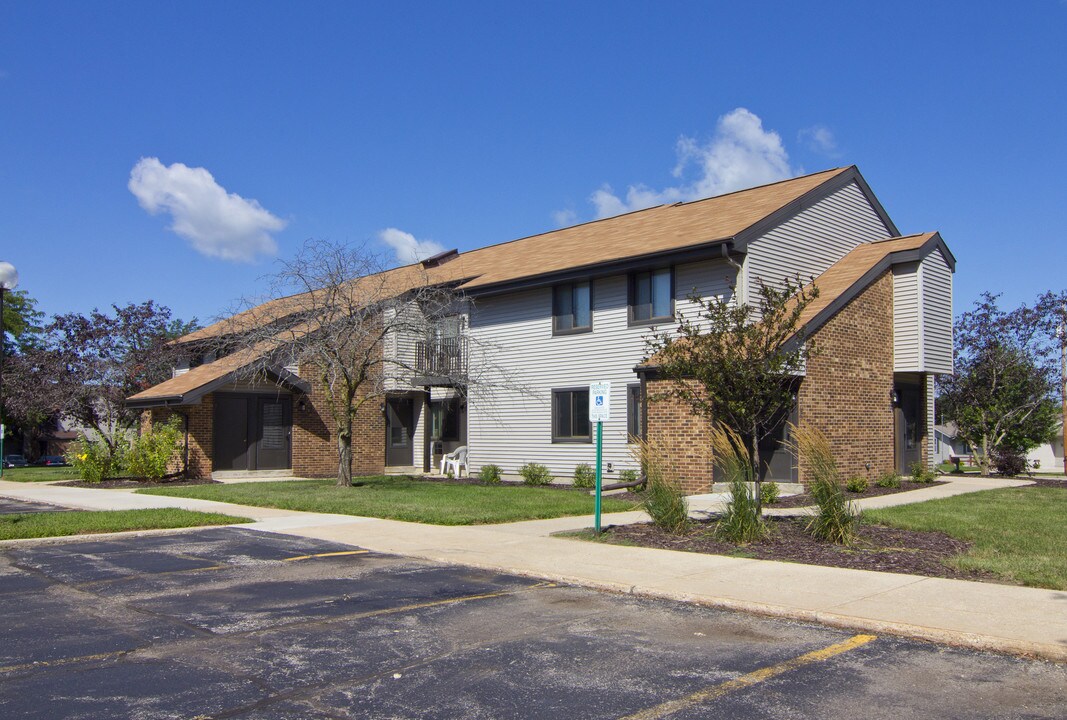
[463,239,742,298]
[786,232,949,347]
[124,365,311,410]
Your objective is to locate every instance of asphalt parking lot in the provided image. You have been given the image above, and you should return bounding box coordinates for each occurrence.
[0,527,1064,719]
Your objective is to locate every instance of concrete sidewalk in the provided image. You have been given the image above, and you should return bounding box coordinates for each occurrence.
[2,476,1064,662]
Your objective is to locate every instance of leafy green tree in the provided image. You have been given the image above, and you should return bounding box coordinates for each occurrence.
[44,301,193,460]
[939,293,1057,474]
[1,289,45,352]
[645,277,818,511]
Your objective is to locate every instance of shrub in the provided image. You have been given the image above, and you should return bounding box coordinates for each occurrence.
[845,476,869,493]
[66,437,125,483]
[990,448,1027,477]
[619,468,640,484]
[760,481,780,505]
[875,471,901,488]
[519,462,553,486]
[792,424,856,544]
[909,462,938,484]
[478,464,502,484]
[632,437,689,533]
[573,463,596,489]
[711,425,765,543]
[127,417,184,480]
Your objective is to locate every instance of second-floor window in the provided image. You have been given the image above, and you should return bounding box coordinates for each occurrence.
[629,268,673,324]
[553,281,592,334]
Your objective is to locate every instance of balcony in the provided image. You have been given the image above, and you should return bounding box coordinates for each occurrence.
[413,336,467,386]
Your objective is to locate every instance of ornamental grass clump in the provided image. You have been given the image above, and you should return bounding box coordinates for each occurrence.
[792,424,856,545]
[711,425,765,543]
[631,437,689,533]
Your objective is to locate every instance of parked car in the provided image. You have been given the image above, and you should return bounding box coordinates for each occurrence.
[3,454,28,468]
[34,455,69,467]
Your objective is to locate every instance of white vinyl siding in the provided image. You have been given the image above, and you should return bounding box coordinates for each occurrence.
[744,181,892,299]
[467,259,735,478]
[921,249,954,374]
[893,262,922,371]
[893,249,953,374]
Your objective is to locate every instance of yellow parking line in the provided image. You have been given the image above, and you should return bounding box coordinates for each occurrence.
[283,549,371,562]
[620,634,877,720]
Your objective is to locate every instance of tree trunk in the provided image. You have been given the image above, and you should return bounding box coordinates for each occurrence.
[980,433,990,476]
[750,425,762,515]
[336,415,353,487]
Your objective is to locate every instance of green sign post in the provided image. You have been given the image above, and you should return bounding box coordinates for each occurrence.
[589,381,610,534]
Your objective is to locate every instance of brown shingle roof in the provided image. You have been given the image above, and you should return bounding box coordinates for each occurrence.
[178,167,852,344]
[795,232,940,329]
[133,166,902,405]
[127,340,279,404]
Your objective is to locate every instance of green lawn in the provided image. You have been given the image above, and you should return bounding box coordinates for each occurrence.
[0,508,250,541]
[867,486,1067,590]
[0,466,79,482]
[139,477,638,525]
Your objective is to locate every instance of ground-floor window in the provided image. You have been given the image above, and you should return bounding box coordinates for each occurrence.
[552,388,590,442]
[430,398,461,441]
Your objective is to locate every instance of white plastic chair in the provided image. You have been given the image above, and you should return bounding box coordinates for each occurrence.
[441,446,468,477]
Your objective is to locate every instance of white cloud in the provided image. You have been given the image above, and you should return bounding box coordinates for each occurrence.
[551,208,578,227]
[128,157,286,262]
[590,108,798,219]
[799,124,839,156]
[378,227,445,265]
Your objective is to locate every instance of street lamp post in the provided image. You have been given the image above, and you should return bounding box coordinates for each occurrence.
[0,261,19,479]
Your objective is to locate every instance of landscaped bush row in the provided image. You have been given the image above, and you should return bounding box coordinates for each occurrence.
[67,417,184,482]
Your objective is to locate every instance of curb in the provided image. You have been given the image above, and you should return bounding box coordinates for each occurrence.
[319,541,1067,664]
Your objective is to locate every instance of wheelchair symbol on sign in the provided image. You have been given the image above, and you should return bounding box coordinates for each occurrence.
[595,396,604,406]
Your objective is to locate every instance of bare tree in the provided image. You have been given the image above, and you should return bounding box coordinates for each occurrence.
[219,239,467,486]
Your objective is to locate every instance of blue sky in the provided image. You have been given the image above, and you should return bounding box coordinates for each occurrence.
[2,1,1065,325]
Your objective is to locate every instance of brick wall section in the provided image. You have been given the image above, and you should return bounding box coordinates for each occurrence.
[797,271,895,482]
[645,379,715,494]
[645,270,901,492]
[291,363,386,478]
[141,394,214,478]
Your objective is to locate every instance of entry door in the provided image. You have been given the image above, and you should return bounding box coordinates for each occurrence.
[895,386,923,473]
[215,396,250,471]
[385,398,415,466]
[761,402,799,483]
[256,397,292,470]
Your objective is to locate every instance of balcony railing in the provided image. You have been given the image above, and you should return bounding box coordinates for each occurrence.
[414,336,467,381]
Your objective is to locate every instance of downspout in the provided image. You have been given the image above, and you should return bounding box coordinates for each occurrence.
[180,411,190,479]
[720,244,744,305]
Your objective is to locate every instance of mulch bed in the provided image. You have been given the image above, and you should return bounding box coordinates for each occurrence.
[768,479,948,508]
[56,477,221,489]
[1024,476,1067,489]
[602,517,1004,584]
